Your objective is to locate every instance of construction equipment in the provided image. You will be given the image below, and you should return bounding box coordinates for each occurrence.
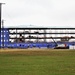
[51,37,69,49]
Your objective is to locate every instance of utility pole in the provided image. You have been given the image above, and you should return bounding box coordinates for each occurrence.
[2,19,4,28]
[0,3,5,48]
[2,19,5,48]
[0,3,5,28]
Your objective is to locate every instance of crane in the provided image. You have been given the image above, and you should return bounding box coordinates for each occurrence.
[51,37,69,49]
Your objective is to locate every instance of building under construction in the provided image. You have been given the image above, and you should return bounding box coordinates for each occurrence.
[1,26,75,49]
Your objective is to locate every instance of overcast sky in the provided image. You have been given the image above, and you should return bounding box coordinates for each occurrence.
[0,0,75,27]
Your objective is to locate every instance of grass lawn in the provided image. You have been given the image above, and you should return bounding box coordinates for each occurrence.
[0,49,75,75]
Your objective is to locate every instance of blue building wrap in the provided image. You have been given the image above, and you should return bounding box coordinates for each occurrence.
[1,28,9,48]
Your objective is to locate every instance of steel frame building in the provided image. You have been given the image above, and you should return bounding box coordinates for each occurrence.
[1,27,75,48]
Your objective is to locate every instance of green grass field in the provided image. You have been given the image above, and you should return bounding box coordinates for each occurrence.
[0,49,75,75]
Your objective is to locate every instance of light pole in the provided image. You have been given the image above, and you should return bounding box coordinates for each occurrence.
[0,3,5,48]
[2,19,5,48]
[0,3,5,28]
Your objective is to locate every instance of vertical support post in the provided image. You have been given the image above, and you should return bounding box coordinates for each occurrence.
[44,29,46,42]
[0,3,5,48]
[29,29,31,43]
[16,28,17,42]
[2,20,4,48]
[24,29,25,43]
